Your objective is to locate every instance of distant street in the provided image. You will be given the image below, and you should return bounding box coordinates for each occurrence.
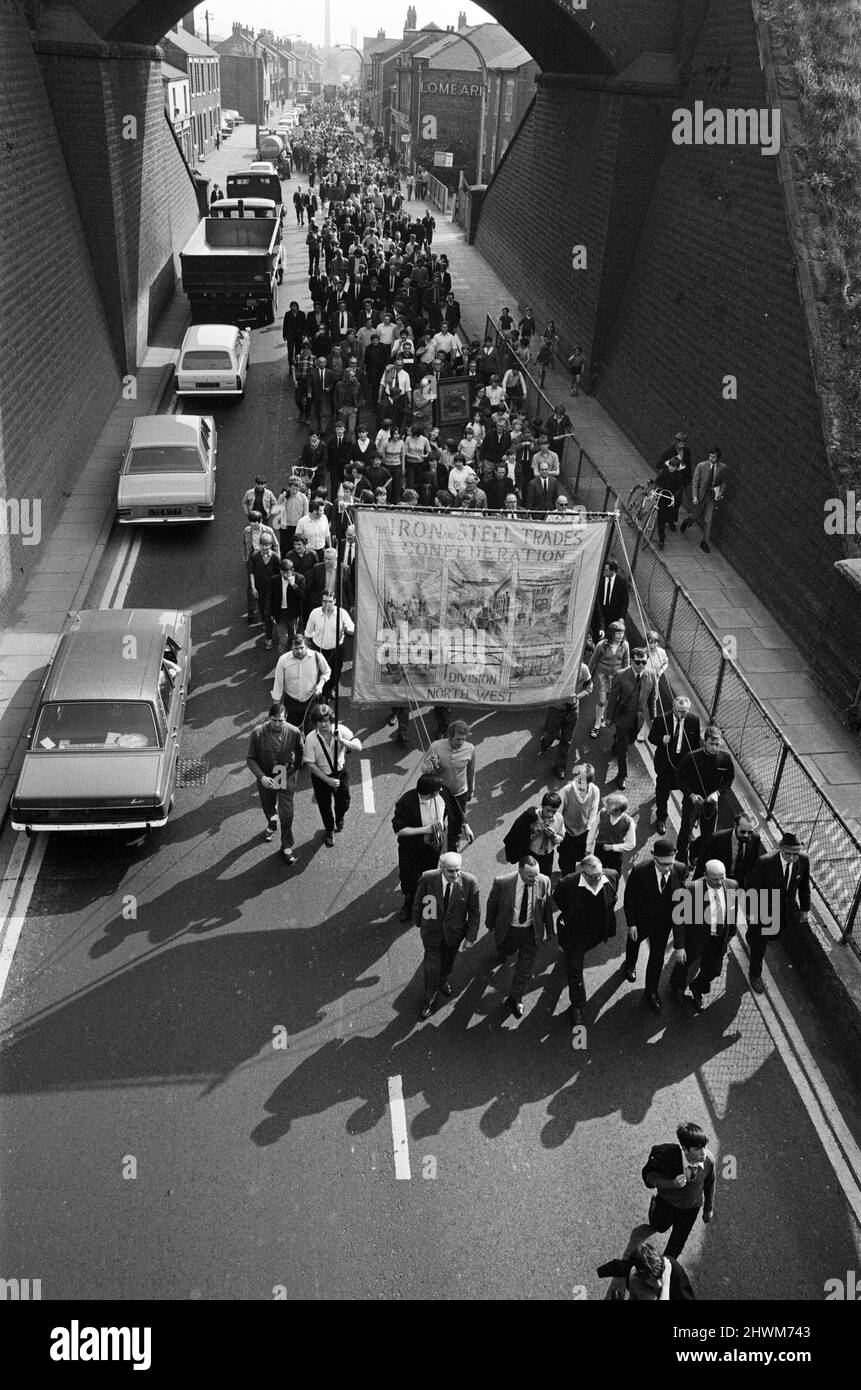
[0,124,859,1302]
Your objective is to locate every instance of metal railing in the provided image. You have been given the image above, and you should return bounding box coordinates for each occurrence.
[484,314,861,950]
[425,173,452,216]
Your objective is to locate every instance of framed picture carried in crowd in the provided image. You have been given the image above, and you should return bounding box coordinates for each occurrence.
[436,377,471,434]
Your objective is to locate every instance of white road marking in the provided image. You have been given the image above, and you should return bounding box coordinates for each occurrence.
[387,1074,411,1180]
[112,531,142,610]
[1,491,147,1008]
[0,834,47,1005]
[360,759,375,813]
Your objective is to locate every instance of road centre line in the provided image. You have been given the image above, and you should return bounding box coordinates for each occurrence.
[360,759,375,813]
[387,1074,412,1180]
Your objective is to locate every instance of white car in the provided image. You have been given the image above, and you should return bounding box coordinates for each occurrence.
[116,415,217,524]
[175,323,251,398]
[249,160,278,176]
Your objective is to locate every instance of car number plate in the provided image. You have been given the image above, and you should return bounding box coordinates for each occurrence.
[148,507,183,516]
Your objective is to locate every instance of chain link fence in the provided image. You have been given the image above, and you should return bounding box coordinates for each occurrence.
[483,314,861,950]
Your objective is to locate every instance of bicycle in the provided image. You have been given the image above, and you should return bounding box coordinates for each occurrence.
[627,481,675,544]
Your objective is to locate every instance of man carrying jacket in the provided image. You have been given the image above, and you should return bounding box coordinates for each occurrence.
[642,1120,715,1258]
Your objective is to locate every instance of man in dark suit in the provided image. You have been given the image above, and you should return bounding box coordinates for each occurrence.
[413,852,481,1019]
[668,860,740,1007]
[545,405,573,461]
[339,523,357,603]
[648,695,701,836]
[326,422,353,494]
[481,416,511,469]
[524,462,560,519]
[485,856,554,1019]
[623,838,688,1011]
[693,810,762,887]
[281,301,307,369]
[272,558,306,647]
[676,724,735,862]
[552,854,618,1026]
[642,1120,715,1258]
[443,292,461,333]
[591,559,630,642]
[605,647,658,789]
[308,358,333,433]
[329,297,354,345]
[746,832,811,994]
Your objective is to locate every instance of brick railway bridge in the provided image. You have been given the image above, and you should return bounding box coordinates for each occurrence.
[1,0,859,706]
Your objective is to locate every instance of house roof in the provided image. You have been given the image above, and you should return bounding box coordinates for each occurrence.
[487,43,534,72]
[423,23,526,70]
[161,61,188,83]
[161,26,219,58]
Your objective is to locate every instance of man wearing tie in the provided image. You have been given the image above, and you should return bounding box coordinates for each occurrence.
[605,647,658,790]
[591,558,630,642]
[413,852,481,1019]
[308,356,332,434]
[648,695,701,836]
[746,832,811,993]
[693,810,762,886]
[485,855,554,1019]
[624,838,689,1012]
[329,295,354,345]
[669,860,741,1007]
[681,447,727,553]
[524,459,560,519]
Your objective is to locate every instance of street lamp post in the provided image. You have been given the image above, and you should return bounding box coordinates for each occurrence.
[411,29,488,185]
[335,42,366,106]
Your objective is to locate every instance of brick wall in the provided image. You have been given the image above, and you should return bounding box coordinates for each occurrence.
[476,0,861,705]
[39,44,200,369]
[0,3,120,614]
[596,0,860,702]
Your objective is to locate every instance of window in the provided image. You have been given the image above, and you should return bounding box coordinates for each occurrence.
[34,702,158,750]
[125,445,206,474]
[503,78,514,121]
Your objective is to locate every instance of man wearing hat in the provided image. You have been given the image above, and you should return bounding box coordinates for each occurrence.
[746,833,811,992]
[623,838,689,1012]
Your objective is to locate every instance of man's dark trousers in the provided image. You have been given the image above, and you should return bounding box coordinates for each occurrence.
[424,939,460,1007]
[677,795,718,861]
[625,922,672,995]
[257,778,296,851]
[648,1196,700,1259]
[497,924,539,1003]
[312,770,350,832]
[613,725,635,781]
[563,945,587,1010]
[669,934,728,996]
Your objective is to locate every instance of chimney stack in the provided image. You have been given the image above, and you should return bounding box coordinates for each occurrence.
[405,6,417,34]
[458,11,467,29]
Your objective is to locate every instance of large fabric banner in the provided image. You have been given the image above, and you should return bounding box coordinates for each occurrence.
[352,509,611,707]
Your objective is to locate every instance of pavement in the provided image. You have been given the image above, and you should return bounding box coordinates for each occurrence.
[1,119,861,1302]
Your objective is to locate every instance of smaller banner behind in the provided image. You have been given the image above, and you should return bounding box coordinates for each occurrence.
[353,510,611,707]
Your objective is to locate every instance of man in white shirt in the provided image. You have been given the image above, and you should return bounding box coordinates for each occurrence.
[376,312,396,347]
[446,457,477,498]
[294,498,332,560]
[669,859,742,1008]
[530,439,561,477]
[305,591,355,701]
[271,633,329,728]
[303,703,362,846]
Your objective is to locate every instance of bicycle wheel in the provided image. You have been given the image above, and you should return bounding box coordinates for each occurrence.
[643,500,659,542]
[627,484,648,524]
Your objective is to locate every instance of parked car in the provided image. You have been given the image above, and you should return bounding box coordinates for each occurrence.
[116,414,217,525]
[175,323,251,398]
[249,160,279,176]
[11,608,192,834]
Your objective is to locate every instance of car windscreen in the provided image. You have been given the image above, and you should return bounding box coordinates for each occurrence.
[181,350,234,370]
[125,446,205,474]
[34,701,159,750]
